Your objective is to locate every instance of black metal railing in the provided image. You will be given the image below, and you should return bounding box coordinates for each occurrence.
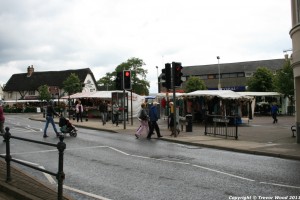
[0,127,66,200]
[204,115,239,140]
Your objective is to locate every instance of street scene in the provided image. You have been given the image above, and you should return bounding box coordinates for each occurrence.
[0,113,299,199]
[1,1,300,200]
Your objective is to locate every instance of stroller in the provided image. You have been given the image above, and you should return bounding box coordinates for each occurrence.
[59,116,78,137]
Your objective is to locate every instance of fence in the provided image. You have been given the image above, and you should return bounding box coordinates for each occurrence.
[0,127,66,200]
[204,115,239,140]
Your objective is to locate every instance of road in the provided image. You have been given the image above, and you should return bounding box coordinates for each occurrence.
[1,114,300,200]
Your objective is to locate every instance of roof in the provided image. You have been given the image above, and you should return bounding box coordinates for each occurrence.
[62,90,128,99]
[184,90,252,100]
[182,58,286,76]
[3,68,97,91]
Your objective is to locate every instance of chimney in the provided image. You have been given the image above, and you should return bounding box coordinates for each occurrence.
[27,65,34,77]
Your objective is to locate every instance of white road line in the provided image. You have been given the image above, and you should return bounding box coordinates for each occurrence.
[192,164,255,182]
[7,145,299,190]
[260,182,300,189]
[38,166,57,185]
[63,185,112,200]
[108,146,130,155]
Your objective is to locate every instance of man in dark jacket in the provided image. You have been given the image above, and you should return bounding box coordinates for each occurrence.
[43,101,60,138]
[147,102,163,139]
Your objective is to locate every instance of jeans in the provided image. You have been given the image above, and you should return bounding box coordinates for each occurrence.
[44,116,58,135]
[100,112,107,124]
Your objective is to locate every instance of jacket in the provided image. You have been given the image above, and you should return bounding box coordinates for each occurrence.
[149,106,158,122]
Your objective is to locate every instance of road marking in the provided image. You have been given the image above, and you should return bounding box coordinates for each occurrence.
[11,158,112,199]
[6,145,300,191]
[192,164,255,182]
[64,185,112,200]
[260,182,300,189]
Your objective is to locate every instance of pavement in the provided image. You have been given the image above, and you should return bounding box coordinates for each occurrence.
[0,114,299,199]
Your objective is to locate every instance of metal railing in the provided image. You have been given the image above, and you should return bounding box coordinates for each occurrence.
[0,127,66,200]
[204,115,239,140]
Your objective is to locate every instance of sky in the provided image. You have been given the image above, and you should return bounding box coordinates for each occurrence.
[0,0,292,93]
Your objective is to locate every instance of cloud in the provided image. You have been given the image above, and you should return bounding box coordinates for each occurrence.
[0,0,292,93]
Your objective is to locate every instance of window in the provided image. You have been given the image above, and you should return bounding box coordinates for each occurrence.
[237,72,244,77]
[245,72,253,77]
[208,74,215,79]
[222,73,238,78]
[28,91,35,95]
[199,75,208,80]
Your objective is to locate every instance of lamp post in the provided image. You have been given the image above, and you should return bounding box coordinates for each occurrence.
[217,56,221,90]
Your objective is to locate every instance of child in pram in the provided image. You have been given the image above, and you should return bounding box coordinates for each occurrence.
[59,116,77,137]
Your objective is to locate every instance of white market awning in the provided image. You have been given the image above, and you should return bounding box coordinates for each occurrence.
[185,90,252,100]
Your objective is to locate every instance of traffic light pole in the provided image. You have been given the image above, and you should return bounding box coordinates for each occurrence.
[172,85,177,137]
[172,64,178,137]
[123,89,126,130]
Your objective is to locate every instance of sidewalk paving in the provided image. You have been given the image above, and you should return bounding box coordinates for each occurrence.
[0,114,299,199]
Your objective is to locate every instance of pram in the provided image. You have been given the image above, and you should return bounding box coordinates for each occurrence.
[59,116,77,137]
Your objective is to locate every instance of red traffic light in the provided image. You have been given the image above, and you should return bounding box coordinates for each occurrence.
[125,71,130,77]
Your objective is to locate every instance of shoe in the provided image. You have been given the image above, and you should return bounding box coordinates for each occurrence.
[158,136,163,138]
[43,135,48,138]
[135,134,139,139]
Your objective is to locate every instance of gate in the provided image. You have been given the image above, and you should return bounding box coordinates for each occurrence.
[204,115,238,140]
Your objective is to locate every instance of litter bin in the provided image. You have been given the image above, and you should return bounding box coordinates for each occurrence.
[186,114,193,132]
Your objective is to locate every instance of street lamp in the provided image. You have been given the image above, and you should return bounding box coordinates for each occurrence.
[217,56,221,90]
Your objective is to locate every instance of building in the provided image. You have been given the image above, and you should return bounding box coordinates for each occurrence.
[159,58,286,92]
[3,65,98,101]
[290,0,300,143]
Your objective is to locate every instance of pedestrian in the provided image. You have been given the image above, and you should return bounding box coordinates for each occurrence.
[43,101,60,138]
[76,100,84,122]
[0,101,6,142]
[135,103,149,139]
[112,101,119,127]
[271,103,279,123]
[99,100,108,125]
[169,101,180,136]
[107,101,112,121]
[147,102,163,139]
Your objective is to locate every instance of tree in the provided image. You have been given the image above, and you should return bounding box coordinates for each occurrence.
[38,85,51,102]
[97,57,150,95]
[274,60,294,105]
[246,67,274,92]
[184,76,206,93]
[98,72,115,91]
[63,73,82,95]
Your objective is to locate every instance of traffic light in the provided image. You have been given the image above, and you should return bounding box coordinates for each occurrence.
[173,62,183,87]
[161,63,171,89]
[123,70,132,90]
[115,72,123,90]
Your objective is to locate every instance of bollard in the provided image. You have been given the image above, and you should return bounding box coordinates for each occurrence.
[4,127,11,182]
[56,135,66,200]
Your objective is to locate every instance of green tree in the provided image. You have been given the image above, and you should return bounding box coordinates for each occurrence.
[184,76,207,93]
[98,57,150,95]
[98,72,115,90]
[38,85,51,102]
[274,60,294,105]
[63,73,82,95]
[246,67,274,92]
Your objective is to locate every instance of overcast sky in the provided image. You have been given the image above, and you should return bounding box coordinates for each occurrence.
[0,0,292,93]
